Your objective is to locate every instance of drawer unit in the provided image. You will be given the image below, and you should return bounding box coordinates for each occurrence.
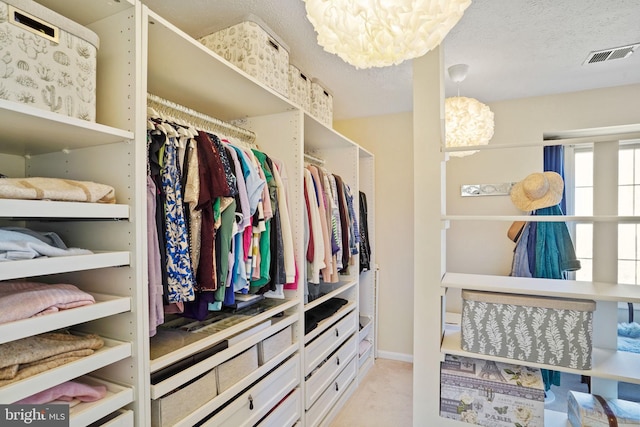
[305,309,357,375]
[203,354,300,427]
[305,356,357,427]
[257,388,301,427]
[216,345,258,393]
[305,334,357,410]
[151,367,218,427]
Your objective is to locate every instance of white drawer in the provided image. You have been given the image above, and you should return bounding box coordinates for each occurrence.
[256,388,301,427]
[305,334,357,410]
[305,310,357,375]
[202,354,300,427]
[305,357,356,427]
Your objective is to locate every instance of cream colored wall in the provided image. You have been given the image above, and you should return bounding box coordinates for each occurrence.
[334,112,415,359]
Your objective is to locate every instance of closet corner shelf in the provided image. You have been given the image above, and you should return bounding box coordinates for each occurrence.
[0,293,131,345]
[304,301,357,344]
[0,337,132,404]
[0,199,130,220]
[145,8,293,123]
[0,251,131,282]
[441,272,640,303]
[305,279,358,312]
[0,100,133,157]
[442,326,640,385]
[442,214,640,223]
[69,376,134,427]
[358,315,373,342]
[304,114,357,151]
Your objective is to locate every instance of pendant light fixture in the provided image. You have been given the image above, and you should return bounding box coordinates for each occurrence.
[303,0,472,69]
[445,64,494,157]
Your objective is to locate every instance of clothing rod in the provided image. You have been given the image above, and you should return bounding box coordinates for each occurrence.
[304,153,325,165]
[147,93,257,145]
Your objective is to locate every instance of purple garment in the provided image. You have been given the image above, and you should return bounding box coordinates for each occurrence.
[147,176,164,336]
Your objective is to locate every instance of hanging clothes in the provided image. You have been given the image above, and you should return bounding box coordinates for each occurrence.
[359,191,371,273]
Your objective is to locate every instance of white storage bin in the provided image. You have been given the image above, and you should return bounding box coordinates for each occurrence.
[310,78,333,127]
[199,16,289,97]
[216,345,259,392]
[288,64,311,112]
[151,368,218,427]
[0,0,99,121]
[258,325,292,365]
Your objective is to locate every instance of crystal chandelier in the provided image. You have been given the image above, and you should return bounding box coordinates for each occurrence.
[303,0,472,69]
[445,64,494,157]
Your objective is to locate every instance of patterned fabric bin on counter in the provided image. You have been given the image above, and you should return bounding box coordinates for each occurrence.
[568,390,640,427]
[0,0,99,121]
[440,354,544,427]
[310,78,333,127]
[198,17,290,98]
[461,289,595,369]
[288,63,311,112]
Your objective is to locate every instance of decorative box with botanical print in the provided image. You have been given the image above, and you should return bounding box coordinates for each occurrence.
[310,78,333,127]
[568,390,640,427]
[461,289,595,369]
[440,354,544,427]
[198,16,290,98]
[288,63,311,112]
[0,0,99,121]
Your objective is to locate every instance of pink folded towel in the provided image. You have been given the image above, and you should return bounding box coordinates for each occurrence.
[14,380,108,404]
[0,282,95,324]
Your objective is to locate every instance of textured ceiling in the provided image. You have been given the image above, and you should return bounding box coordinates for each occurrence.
[141,0,640,120]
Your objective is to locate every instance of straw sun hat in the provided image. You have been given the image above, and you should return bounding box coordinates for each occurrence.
[510,171,564,212]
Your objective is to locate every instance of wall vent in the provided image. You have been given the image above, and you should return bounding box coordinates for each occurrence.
[583,43,640,65]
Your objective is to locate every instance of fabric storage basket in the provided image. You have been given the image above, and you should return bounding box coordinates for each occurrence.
[461,289,595,369]
[568,391,640,427]
[258,325,292,365]
[198,15,290,98]
[310,78,333,127]
[151,368,218,427]
[288,63,311,112]
[0,0,99,121]
[440,354,544,427]
[216,345,258,392]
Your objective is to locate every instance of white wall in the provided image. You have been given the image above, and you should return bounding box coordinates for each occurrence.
[334,112,415,359]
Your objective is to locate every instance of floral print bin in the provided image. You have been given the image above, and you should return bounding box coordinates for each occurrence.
[440,354,544,427]
[0,0,98,121]
[461,289,595,369]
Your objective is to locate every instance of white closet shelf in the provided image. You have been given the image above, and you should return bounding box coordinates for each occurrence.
[150,314,298,399]
[305,280,358,311]
[145,9,293,124]
[358,341,373,366]
[0,100,134,157]
[171,347,299,427]
[358,315,373,342]
[35,0,134,26]
[150,299,298,373]
[441,272,640,303]
[92,410,134,427]
[0,337,132,403]
[0,293,131,344]
[0,251,131,281]
[69,376,134,427]
[304,114,358,151]
[442,327,640,385]
[442,214,640,223]
[0,199,129,220]
[304,301,357,344]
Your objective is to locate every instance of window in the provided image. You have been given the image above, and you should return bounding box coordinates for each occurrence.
[571,143,640,285]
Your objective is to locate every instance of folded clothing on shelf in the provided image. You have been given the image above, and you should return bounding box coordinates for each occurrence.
[0,177,116,203]
[0,227,92,261]
[13,379,107,404]
[0,281,95,324]
[304,297,348,334]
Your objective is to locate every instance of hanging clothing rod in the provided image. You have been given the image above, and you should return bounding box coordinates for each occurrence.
[304,153,325,165]
[147,93,257,145]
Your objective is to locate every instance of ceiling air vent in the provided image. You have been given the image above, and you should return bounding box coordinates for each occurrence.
[583,43,640,65]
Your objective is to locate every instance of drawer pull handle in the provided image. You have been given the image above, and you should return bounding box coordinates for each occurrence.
[248,395,254,410]
[335,328,339,337]
[335,382,339,392]
[336,356,340,366]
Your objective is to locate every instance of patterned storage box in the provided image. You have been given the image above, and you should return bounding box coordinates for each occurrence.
[568,391,640,427]
[0,0,99,121]
[310,78,333,127]
[440,354,544,427]
[461,290,595,369]
[216,345,258,392]
[199,17,289,97]
[288,63,311,112]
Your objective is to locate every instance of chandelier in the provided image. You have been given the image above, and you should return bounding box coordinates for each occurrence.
[445,64,494,157]
[303,0,472,69]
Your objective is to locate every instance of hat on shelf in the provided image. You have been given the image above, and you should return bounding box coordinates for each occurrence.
[510,171,564,212]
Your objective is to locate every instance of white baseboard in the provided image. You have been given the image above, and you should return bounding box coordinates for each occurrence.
[377,350,413,363]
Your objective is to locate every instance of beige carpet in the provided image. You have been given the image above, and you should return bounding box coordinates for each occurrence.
[330,359,413,427]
